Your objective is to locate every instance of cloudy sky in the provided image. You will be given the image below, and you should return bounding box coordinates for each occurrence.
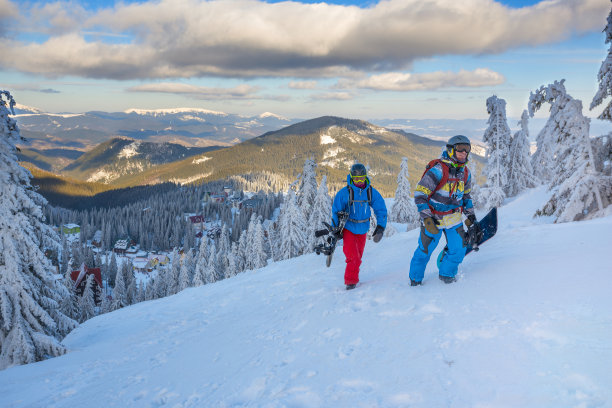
[0,0,610,120]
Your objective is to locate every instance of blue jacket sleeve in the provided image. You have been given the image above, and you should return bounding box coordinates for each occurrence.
[331,187,349,228]
[370,187,387,228]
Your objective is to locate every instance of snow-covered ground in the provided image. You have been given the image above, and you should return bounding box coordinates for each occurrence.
[1,187,611,408]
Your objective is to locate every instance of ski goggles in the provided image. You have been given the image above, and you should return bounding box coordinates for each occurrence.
[453,144,471,153]
[351,175,367,183]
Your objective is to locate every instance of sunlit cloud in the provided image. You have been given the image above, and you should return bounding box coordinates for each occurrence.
[288,81,318,89]
[128,83,260,99]
[337,69,506,91]
[310,92,355,101]
[0,0,607,79]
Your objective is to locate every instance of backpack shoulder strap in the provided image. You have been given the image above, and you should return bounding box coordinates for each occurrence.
[421,159,448,198]
[347,183,373,206]
[463,166,469,184]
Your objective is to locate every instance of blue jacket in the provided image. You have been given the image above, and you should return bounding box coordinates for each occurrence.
[332,175,387,235]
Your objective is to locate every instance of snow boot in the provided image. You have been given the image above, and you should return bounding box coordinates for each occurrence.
[438,275,456,284]
[410,279,422,286]
[346,284,357,290]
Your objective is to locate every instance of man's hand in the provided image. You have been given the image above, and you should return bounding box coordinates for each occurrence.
[373,225,385,243]
[465,215,483,245]
[423,217,440,235]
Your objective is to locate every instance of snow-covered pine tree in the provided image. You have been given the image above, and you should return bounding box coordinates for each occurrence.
[506,110,538,197]
[307,175,332,251]
[278,190,307,260]
[244,214,258,271]
[529,80,608,222]
[296,158,318,222]
[251,218,268,270]
[167,249,181,295]
[110,262,127,310]
[390,157,419,229]
[178,248,195,292]
[480,95,511,211]
[0,91,77,369]
[204,240,218,284]
[224,243,239,279]
[591,7,612,120]
[193,235,208,287]
[59,267,79,322]
[108,252,118,287]
[77,274,97,323]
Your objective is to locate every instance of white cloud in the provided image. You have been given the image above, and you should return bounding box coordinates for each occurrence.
[128,83,261,100]
[288,81,318,89]
[338,68,506,91]
[0,0,607,79]
[311,92,355,101]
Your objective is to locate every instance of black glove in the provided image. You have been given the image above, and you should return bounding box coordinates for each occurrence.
[423,217,440,235]
[466,216,483,245]
[373,225,385,243]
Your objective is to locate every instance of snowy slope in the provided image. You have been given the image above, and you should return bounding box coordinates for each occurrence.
[1,187,611,408]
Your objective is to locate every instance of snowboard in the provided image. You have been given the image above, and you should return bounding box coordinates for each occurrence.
[437,207,498,268]
[314,211,349,267]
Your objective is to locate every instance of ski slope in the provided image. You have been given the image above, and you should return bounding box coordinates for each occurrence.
[1,187,611,408]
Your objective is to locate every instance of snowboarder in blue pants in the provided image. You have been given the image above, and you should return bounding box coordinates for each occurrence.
[409,135,482,284]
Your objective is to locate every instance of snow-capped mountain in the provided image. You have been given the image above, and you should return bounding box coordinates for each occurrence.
[0,187,610,407]
[13,107,297,151]
[60,138,224,184]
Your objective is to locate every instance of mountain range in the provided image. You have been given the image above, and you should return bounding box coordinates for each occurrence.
[14,105,296,151]
[19,115,487,198]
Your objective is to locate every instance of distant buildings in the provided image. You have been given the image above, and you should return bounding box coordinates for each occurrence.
[62,223,80,235]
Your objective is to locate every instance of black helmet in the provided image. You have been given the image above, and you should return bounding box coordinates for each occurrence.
[350,163,367,177]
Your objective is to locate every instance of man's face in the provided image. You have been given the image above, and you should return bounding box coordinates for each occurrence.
[454,143,470,163]
[352,175,366,188]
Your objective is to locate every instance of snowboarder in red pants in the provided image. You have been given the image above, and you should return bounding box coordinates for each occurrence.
[331,164,387,290]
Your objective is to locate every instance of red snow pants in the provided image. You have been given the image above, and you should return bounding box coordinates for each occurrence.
[342,229,367,285]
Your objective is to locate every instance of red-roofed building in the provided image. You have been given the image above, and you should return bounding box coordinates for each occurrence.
[70,266,103,305]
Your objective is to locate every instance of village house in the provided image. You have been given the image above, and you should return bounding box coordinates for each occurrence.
[148,253,170,267]
[70,266,103,305]
[132,257,153,273]
[62,223,80,235]
[113,239,129,255]
[91,230,103,248]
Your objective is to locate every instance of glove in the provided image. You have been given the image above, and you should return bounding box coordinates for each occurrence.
[372,225,385,243]
[466,216,483,245]
[423,217,440,235]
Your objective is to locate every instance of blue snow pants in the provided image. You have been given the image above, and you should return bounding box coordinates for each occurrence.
[409,225,467,282]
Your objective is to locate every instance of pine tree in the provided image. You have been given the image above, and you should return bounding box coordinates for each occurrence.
[296,158,318,221]
[224,243,239,279]
[307,175,332,251]
[111,263,128,310]
[193,237,208,287]
[77,274,97,323]
[278,190,307,260]
[530,80,608,222]
[390,157,419,229]
[251,218,268,270]
[204,241,218,284]
[506,111,538,197]
[480,95,511,211]
[167,249,181,295]
[178,249,195,292]
[591,7,612,120]
[0,91,77,369]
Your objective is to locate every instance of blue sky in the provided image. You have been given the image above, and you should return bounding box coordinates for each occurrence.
[0,0,610,121]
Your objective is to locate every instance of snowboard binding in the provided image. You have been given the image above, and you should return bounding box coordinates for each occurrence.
[314,211,348,267]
